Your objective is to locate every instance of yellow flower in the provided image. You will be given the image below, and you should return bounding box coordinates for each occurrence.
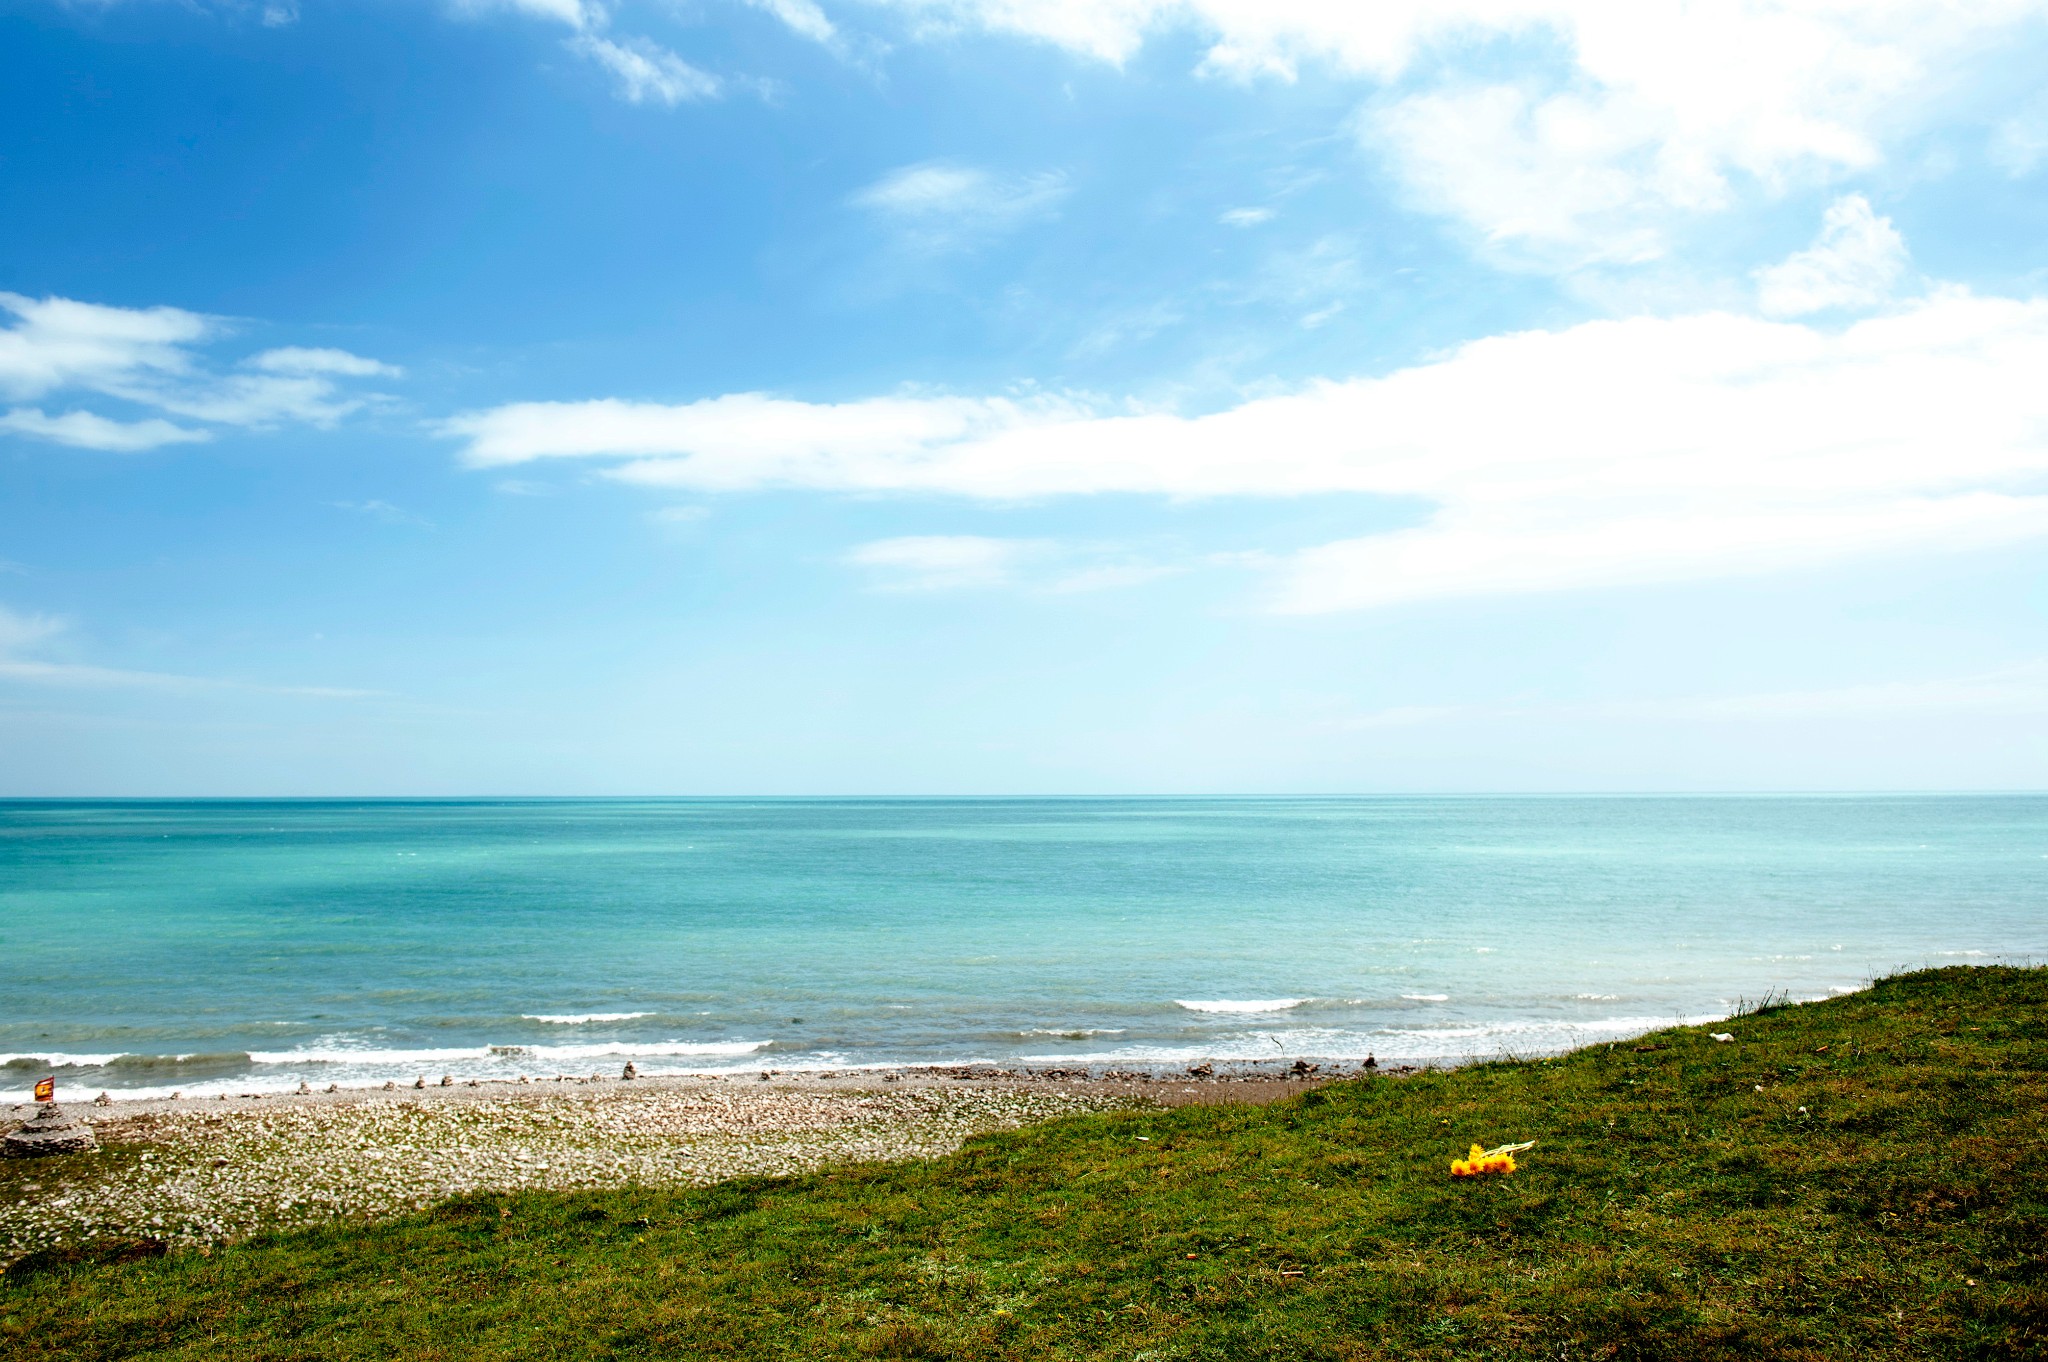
[1449,1139,1535,1177]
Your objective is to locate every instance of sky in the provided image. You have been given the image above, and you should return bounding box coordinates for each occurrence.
[4,0,2048,795]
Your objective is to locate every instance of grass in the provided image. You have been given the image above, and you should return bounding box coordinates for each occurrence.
[3,965,2044,1360]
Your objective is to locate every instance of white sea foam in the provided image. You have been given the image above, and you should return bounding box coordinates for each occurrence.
[1026,1010,1727,1069]
[523,1012,654,1025]
[1,1052,125,1068]
[245,1040,769,1066]
[1175,999,1305,1014]
[247,1047,492,1066]
[1401,993,1450,1002]
[518,1041,768,1060]
[1013,1027,1126,1038]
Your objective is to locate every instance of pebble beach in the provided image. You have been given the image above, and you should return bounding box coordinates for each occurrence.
[0,1068,1336,1267]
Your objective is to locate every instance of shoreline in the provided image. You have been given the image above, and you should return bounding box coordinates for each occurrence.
[2,1055,1397,1112]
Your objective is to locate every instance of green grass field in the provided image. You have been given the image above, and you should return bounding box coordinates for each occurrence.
[4,966,2043,1360]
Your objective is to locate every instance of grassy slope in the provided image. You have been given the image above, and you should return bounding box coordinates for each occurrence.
[3,966,2043,1361]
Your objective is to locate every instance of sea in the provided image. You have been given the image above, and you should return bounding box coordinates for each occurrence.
[3,797,2043,1102]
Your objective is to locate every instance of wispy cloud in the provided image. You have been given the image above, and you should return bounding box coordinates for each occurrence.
[454,0,747,106]
[333,499,434,528]
[851,161,1071,250]
[0,602,379,698]
[1219,206,1274,227]
[843,535,1178,594]
[745,0,836,45]
[249,346,404,378]
[0,293,397,452]
[845,535,1048,590]
[454,0,599,32]
[1991,102,2048,177]
[569,35,723,105]
[1335,662,2048,730]
[0,408,209,453]
[0,657,382,698]
[0,604,65,653]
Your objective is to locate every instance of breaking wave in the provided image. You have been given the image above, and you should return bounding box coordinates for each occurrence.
[522,1012,655,1025]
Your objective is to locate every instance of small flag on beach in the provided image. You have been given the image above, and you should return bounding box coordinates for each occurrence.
[34,1076,55,1102]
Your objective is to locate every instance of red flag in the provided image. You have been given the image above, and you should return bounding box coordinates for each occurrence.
[33,1076,54,1102]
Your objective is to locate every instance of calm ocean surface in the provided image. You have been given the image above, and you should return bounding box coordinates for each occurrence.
[3,797,2043,1101]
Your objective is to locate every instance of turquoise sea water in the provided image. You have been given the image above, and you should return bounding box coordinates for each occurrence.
[3,797,2044,1101]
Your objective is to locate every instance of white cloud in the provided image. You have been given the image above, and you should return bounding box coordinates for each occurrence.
[845,535,1046,589]
[444,390,1082,475]
[569,35,724,104]
[851,161,1071,247]
[0,292,208,400]
[0,408,210,452]
[456,0,599,31]
[455,0,741,104]
[1219,207,1275,227]
[1754,194,1908,316]
[0,294,396,449]
[447,289,2048,610]
[154,373,379,427]
[857,1,2048,265]
[844,535,1178,593]
[249,346,403,378]
[334,499,433,527]
[747,0,837,44]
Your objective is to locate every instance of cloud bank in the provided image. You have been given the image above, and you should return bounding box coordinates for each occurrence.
[446,287,2048,610]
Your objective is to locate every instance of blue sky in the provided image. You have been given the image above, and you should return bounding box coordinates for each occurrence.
[5,0,2048,794]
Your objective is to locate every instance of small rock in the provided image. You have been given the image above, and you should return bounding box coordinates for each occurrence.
[327,1084,339,1093]
[440,1075,453,1087]
[415,1077,427,1090]
[383,1081,397,1091]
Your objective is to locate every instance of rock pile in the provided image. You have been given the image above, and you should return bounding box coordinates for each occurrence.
[3,1103,98,1158]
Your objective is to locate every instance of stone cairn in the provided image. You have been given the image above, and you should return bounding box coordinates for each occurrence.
[4,1102,98,1158]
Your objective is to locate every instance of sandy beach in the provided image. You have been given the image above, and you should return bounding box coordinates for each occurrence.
[0,1065,1352,1267]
